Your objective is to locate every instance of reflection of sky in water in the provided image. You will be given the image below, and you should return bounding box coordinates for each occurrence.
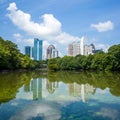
[0,77,120,120]
[9,101,61,120]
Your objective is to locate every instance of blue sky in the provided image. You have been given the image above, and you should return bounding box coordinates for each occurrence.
[0,0,120,57]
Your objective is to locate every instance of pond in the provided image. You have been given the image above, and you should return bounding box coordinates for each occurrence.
[0,71,120,120]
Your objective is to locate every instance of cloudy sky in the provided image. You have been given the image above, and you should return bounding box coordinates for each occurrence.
[0,0,120,56]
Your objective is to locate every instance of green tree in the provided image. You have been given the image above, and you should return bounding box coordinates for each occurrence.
[91,52,105,70]
[108,44,120,70]
[48,58,58,71]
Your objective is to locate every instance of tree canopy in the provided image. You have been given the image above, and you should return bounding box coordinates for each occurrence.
[0,37,44,70]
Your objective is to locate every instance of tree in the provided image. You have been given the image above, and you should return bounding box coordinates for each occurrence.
[108,44,120,70]
[48,58,58,71]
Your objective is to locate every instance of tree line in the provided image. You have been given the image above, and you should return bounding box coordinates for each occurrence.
[0,37,45,70]
[48,44,120,71]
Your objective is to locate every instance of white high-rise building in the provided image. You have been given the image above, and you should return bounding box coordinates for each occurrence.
[73,42,81,56]
[68,44,73,56]
[80,36,87,55]
[68,36,87,56]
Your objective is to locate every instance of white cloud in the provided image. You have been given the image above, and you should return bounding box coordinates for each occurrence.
[13,33,22,42]
[55,32,80,44]
[7,3,61,37]
[91,21,114,32]
[7,2,79,46]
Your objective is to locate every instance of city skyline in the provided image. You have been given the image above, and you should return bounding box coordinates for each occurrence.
[0,0,120,56]
[25,37,97,60]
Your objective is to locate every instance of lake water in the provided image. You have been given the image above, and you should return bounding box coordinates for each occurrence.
[0,71,120,120]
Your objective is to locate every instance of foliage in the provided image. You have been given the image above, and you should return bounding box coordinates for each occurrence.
[48,44,120,71]
[0,37,44,70]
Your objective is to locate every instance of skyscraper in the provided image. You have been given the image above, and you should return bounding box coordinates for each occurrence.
[68,44,73,56]
[47,45,58,59]
[68,42,81,57]
[25,46,32,58]
[80,36,86,55]
[33,38,42,60]
[73,42,81,56]
[52,49,58,58]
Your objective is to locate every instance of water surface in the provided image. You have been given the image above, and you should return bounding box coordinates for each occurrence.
[0,71,120,120]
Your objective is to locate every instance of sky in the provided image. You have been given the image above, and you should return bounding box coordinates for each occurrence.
[0,0,120,57]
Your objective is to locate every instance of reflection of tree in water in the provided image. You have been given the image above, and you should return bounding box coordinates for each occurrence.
[47,71,120,96]
[0,72,30,103]
[0,71,46,103]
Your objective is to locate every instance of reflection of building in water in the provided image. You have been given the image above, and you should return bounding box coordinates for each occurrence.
[31,78,42,100]
[24,78,42,100]
[24,83,30,92]
[68,83,96,102]
[46,80,59,94]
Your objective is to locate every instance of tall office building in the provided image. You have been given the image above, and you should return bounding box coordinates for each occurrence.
[25,46,32,58]
[68,44,73,56]
[80,36,86,55]
[68,42,81,57]
[33,38,42,60]
[47,45,58,59]
[73,42,81,56]
[52,49,58,58]
[68,36,86,56]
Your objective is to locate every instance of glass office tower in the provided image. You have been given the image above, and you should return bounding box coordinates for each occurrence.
[33,38,42,60]
[25,46,32,57]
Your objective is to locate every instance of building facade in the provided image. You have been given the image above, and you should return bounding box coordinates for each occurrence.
[25,46,32,58]
[47,45,58,59]
[68,36,86,56]
[73,42,81,56]
[80,36,86,55]
[33,38,42,60]
[68,42,81,57]
[68,44,73,56]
